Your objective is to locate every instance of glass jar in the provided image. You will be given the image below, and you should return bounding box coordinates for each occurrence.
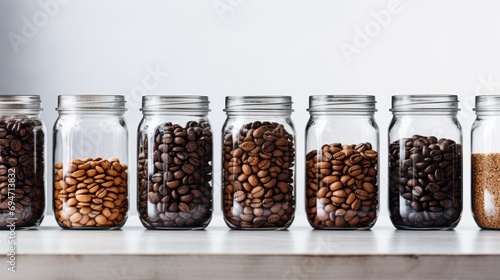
[471,95,500,229]
[305,95,379,229]
[222,96,296,230]
[53,95,129,229]
[388,94,463,230]
[0,96,45,229]
[137,95,213,229]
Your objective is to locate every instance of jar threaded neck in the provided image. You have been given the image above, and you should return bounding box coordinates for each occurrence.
[224,96,293,116]
[141,95,210,114]
[307,95,376,115]
[56,95,126,113]
[390,94,459,114]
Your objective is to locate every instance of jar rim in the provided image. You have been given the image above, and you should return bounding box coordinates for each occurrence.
[474,95,500,112]
[0,95,42,111]
[307,95,377,113]
[141,95,210,113]
[56,95,127,112]
[224,96,293,115]
[390,94,460,113]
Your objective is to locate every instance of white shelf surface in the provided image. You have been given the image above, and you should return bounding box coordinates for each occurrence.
[1,215,500,279]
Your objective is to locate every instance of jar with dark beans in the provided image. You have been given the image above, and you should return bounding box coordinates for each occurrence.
[305,95,379,229]
[137,95,213,229]
[222,96,295,230]
[53,95,129,229]
[389,135,462,228]
[389,94,463,230]
[306,142,378,229]
[0,96,45,229]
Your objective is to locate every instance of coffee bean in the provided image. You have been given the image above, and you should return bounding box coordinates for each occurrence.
[0,117,45,229]
[138,121,213,229]
[348,165,362,177]
[10,139,22,152]
[389,135,462,228]
[251,186,264,198]
[306,142,378,228]
[355,189,369,201]
[241,141,255,152]
[426,182,440,193]
[223,122,295,229]
[54,157,128,228]
[412,186,423,197]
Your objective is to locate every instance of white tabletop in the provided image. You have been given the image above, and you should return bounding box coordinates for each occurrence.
[1,215,500,279]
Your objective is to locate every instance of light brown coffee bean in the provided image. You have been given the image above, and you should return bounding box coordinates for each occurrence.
[95,215,107,225]
[351,199,361,211]
[348,165,362,177]
[54,157,128,229]
[251,186,264,198]
[234,191,246,202]
[355,189,369,201]
[317,187,328,198]
[248,174,259,187]
[306,142,378,228]
[362,182,375,193]
[363,150,377,159]
[329,181,343,192]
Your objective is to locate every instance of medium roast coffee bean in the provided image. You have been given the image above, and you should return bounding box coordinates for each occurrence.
[54,157,128,228]
[138,121,212,228]
[389,135,462,228]
[306,142,378,229]
[223,121,295,229]
[0,118,45,228]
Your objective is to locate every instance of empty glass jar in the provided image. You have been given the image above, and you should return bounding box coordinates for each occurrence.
[305,95,379,229]
[222,96,296,230]
[0,95,45,229]
[388,94,462,230]
[53,95,129,229]
[137,95,213,229]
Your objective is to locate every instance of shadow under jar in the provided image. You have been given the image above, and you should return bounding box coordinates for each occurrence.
[471,95,500,229]
[222,96,296,230]
[0,96,45,229]
[388,94,463,230]
[137,95,213,229]
[53,95,129,229]
[305,95,379,229]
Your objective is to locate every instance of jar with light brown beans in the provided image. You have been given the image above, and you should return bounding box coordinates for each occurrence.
[137,96,213,229]
[53,95,129,229]
[222,96,295,230]
[305,95,379,229]
[471,95,500,229]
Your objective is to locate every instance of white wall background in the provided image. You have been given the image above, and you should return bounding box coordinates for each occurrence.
[2,0,500,228]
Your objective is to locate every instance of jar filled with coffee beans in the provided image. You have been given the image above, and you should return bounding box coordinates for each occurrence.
[53,95,129,229]
[389,95,462,230]
[471,95,500,229]
[0,96,45,229]
[305,95,379,229]
[222,96,296,230]
[137,95,213,229]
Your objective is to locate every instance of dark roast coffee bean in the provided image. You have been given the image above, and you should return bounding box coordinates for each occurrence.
[389,135,462,229]
[223,121,295,229]
[138,121,213,229]
[0,117,45,229]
